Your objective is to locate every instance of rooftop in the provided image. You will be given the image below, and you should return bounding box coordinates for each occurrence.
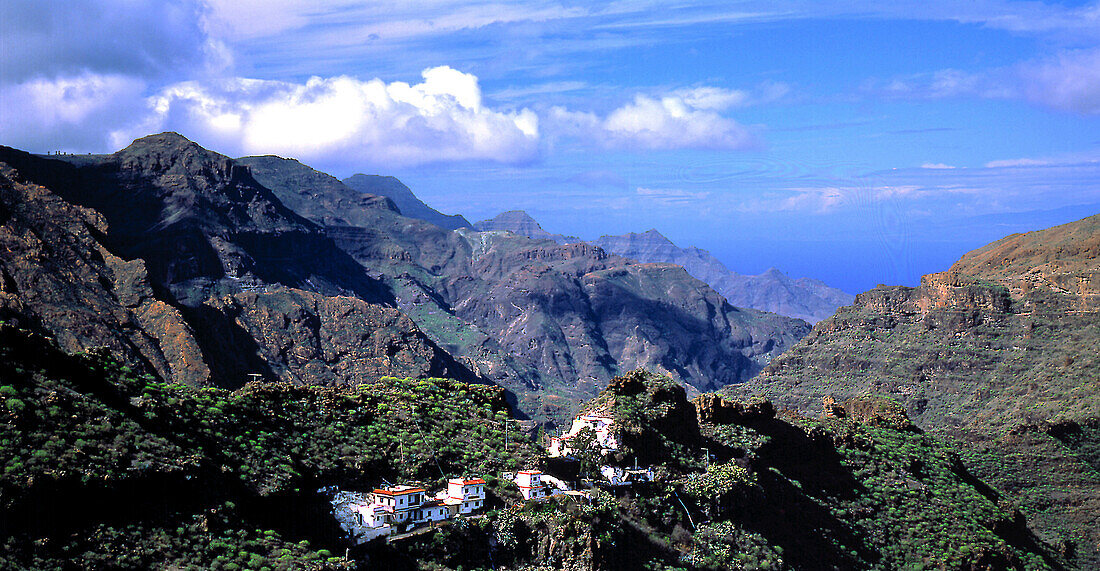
[373,486,426,496]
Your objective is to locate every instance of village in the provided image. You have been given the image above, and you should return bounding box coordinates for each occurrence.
[330,408,654,544]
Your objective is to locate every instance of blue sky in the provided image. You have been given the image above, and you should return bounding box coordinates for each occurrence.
[3,1,1100,293]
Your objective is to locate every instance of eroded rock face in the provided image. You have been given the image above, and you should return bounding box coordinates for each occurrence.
[0,156,208,386]
[201,287,465,387]
[0,137,473,392]
[728,213,1100,568]
[694,393,776,425]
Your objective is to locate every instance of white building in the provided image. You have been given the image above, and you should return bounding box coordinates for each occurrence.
[512,469,551,500]
[371,484,427,526]
[444,477,486,514]
[548,410,619,457]
[331,478,486,544]
[599,465,655,486]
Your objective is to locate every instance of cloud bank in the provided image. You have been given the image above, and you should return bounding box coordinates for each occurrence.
[549,89,760,151]
[113,66,540,168]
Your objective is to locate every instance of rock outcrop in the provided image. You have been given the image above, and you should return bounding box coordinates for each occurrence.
[0,155,208,386]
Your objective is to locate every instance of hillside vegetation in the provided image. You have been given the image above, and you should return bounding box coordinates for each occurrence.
[728,214,1100,568]
[0,323,536,569]
[0,341,1064,569]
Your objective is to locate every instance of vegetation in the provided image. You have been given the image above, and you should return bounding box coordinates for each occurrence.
[0,326,1068,569]
[0,323,538,569]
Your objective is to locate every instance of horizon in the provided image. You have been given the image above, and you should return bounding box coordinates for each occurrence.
[4,1,1100,294]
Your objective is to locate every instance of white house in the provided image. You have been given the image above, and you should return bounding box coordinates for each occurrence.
[371,485,427,526]
[513,469,551,500]
[444,477,486,514]
[548,410,619,457]
[416,498,451,523]
[332,478,487,543]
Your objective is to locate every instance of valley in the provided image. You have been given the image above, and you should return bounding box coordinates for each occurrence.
[0,133,1096,569]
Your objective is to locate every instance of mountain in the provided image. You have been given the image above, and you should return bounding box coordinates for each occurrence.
[473,210,581,244]
[728,213,1100,567]
[1,133,810,428]
[592,229,854,323]
[473,212,853,323]
[244,157,810,426]
[0,134,472,390]
[343,174,471,230]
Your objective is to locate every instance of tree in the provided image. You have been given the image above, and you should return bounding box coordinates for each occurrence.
[570,426,602,478]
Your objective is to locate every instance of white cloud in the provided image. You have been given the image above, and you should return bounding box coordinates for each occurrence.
[863,49,1100,115]
[671,86,750,110]
[984,157,1052,168]
[0,72,148,151]
[635,187,711,204]
[921,163,956,169]
[113,66,540,168]
[778,187,846,213]
[672,82,790,110]
[1018,49,1100,115]
[863,68,1015,101]
[737,181,991,214]
[983,149,1100,168]
[549,91,759,151]
[201,0,590,43]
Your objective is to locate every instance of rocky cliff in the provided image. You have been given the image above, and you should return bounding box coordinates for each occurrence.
[0,135,468,389]
[728,213,1100,567]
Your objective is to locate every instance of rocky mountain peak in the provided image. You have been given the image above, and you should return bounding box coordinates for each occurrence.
[113,132,230,174]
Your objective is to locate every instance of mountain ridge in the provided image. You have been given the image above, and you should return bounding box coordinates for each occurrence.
[0,135,475,390]
[472,210,853,322]
[245,157,810,424]
[343,174,471,230]
[727,212,1100,567]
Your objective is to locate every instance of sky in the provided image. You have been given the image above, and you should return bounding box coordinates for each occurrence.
[3,1,1100,293]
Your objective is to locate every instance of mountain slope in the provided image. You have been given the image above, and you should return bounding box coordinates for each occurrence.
[0,152,209,386]
[0,322,535,569]
[1,134,808,426]
[592,229,854,323]
[473,210,581,244]
[343,174,471,230]
[243,157,809,425]
[0,135,469,389]
[728,213,1100,567]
